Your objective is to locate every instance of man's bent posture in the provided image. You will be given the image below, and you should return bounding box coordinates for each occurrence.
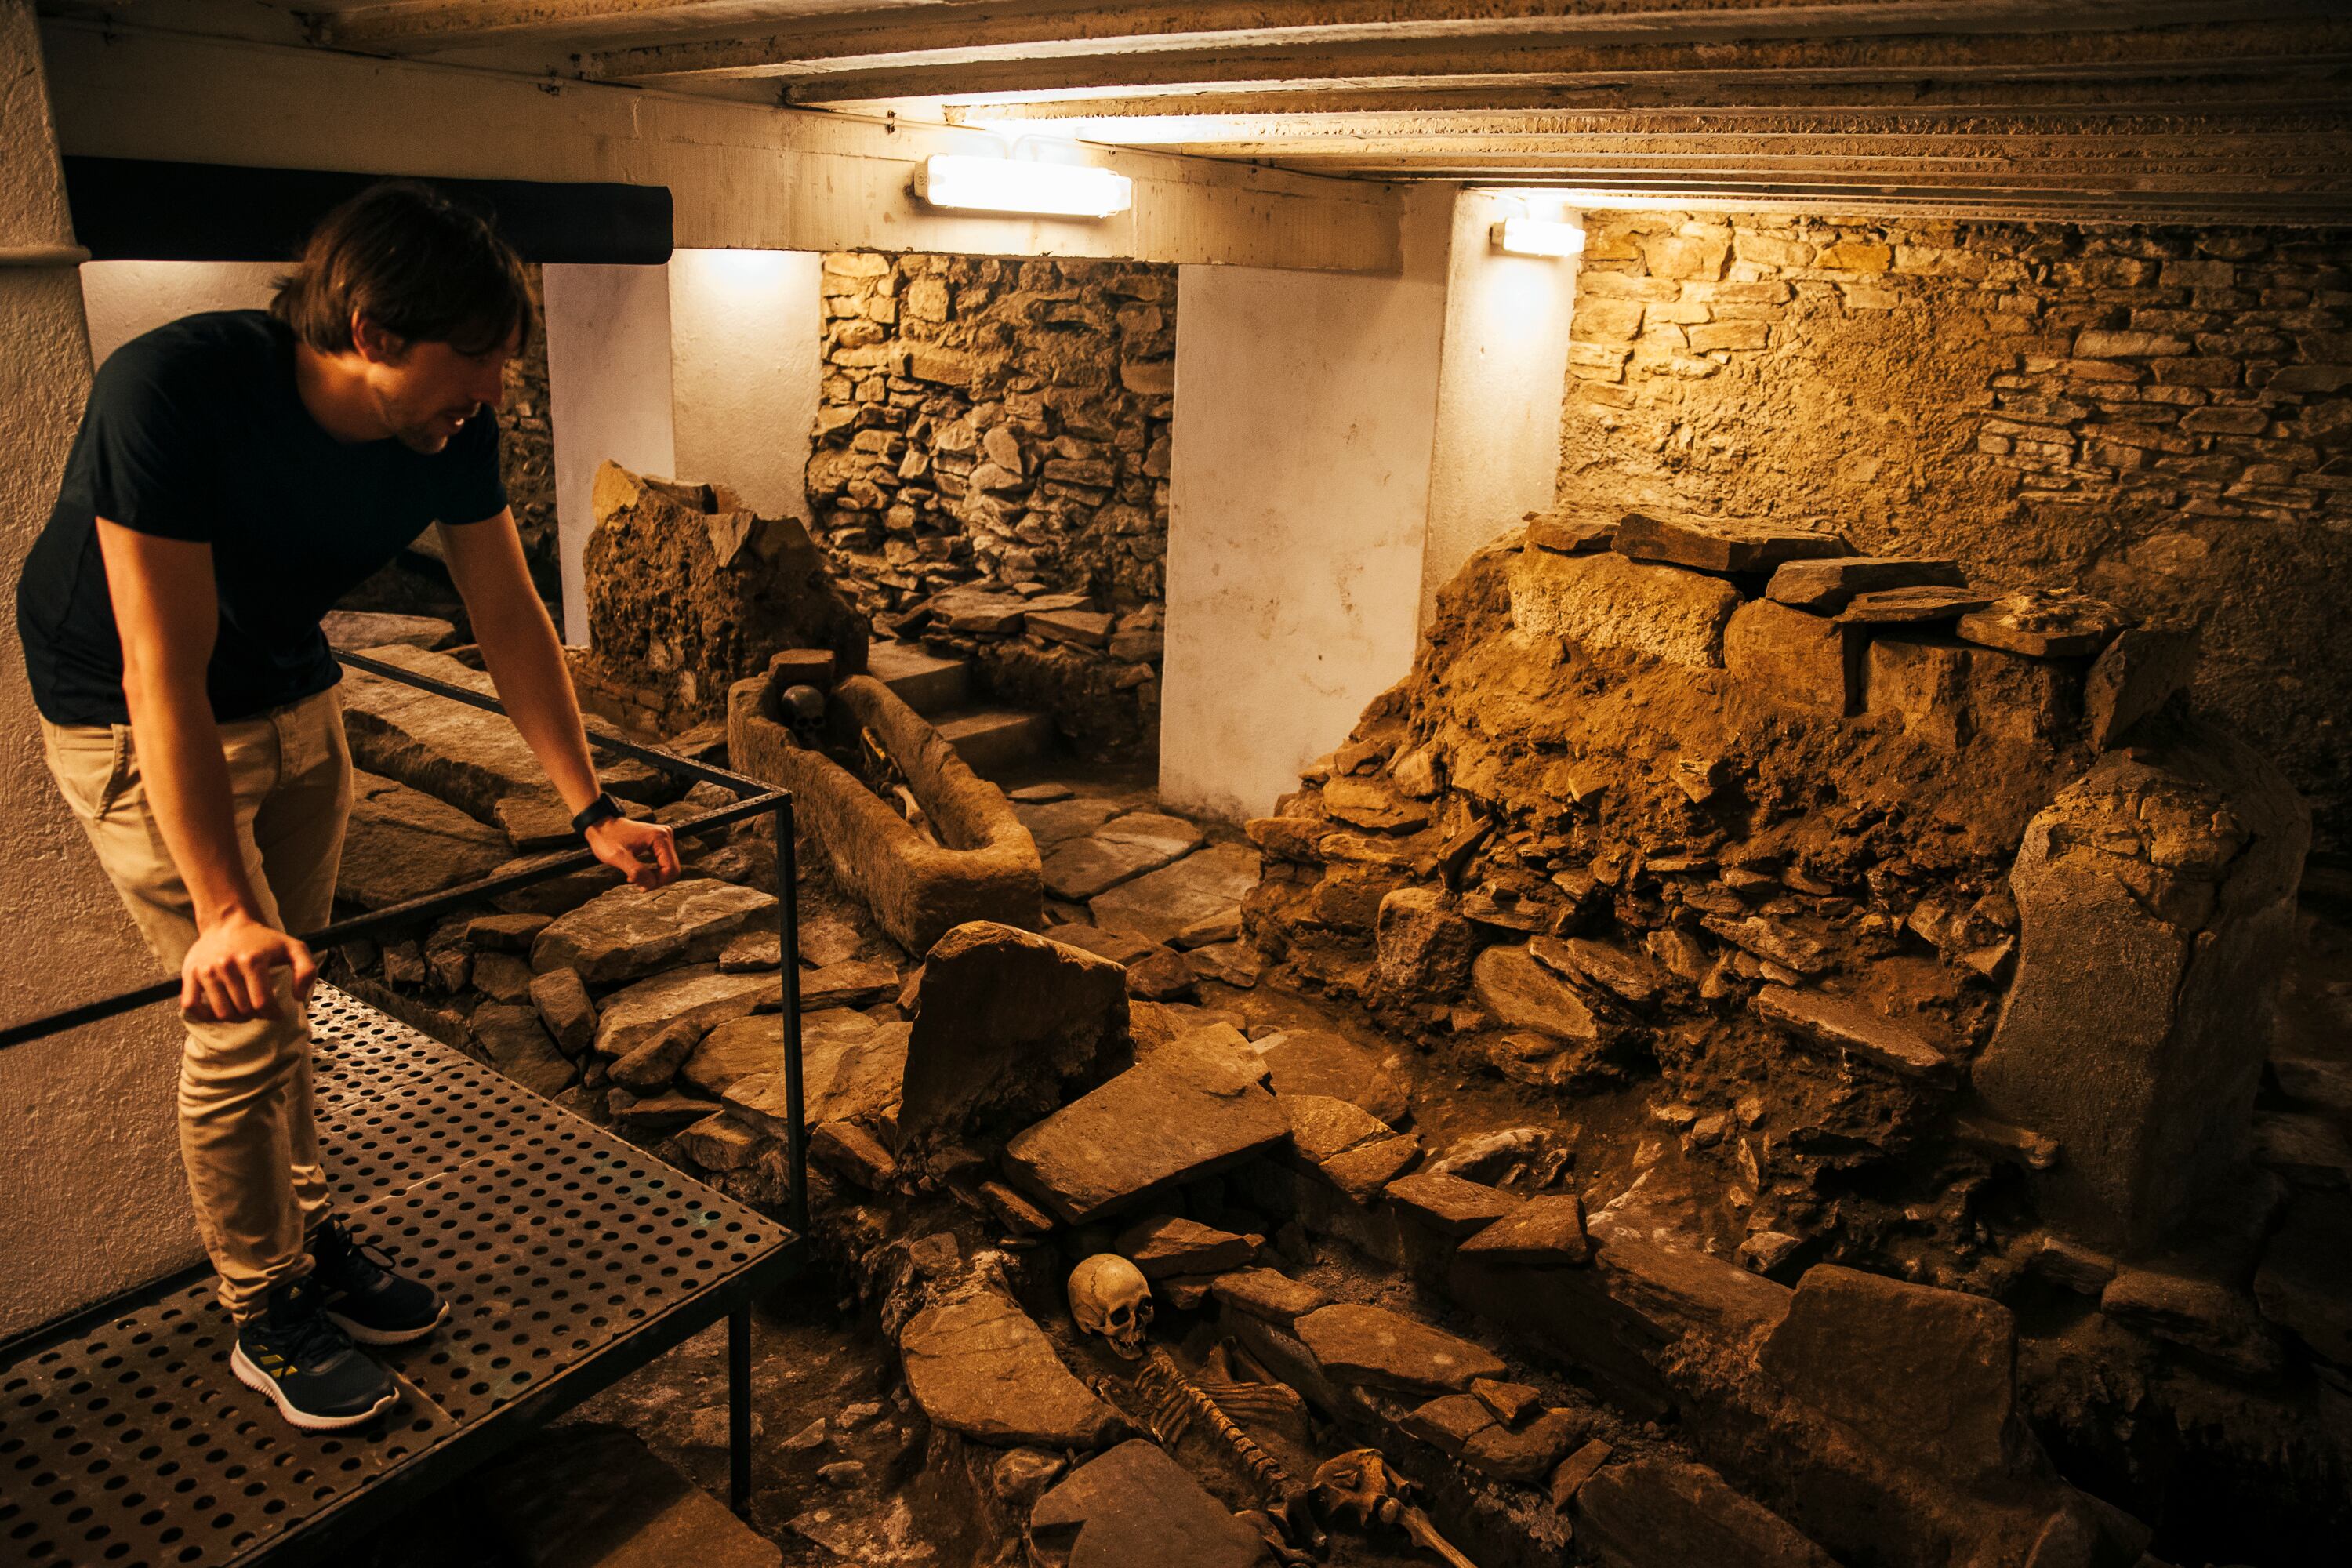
[16,183,680,1431]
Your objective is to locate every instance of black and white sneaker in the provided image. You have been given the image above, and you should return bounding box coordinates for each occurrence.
[230,1278,401,1432]
[309,1214,448,1346]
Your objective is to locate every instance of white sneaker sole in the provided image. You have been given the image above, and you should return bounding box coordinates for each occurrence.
[327,1298,448,1347]
[230,1341,401,1432]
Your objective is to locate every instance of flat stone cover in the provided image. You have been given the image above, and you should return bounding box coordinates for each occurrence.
[1577,1457,1835,1568]
[591,966,777,1059]
[1029,1440,1271,1568]
[899,1294,1123,1450]
[1004,1029,1288,1225]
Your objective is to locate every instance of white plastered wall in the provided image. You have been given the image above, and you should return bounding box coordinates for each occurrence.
[668,249,825,522]
[542,263,679,646]
[1420,191,1580,630]
[1159,188,1457,824]
[80,260,281,365]
[0,1,201,1341]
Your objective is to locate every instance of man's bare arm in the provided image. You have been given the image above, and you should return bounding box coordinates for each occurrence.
[437,510,678,887]
[94,520,317,1021]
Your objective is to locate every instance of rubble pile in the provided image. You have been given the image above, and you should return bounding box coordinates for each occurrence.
[805,250,1174,754]
[324,506,2349,1565]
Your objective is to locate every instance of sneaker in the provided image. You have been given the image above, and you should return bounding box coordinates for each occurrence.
[230,1277,401,1432]
[309,1214,448,1346]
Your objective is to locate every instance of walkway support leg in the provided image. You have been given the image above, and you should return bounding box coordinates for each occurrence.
[729,1301,753,1518]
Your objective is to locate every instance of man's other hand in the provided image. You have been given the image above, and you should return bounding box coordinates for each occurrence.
[182,912,317,1023]
[586,815,681,889]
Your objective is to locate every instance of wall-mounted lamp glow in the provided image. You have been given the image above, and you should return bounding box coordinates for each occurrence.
[1490,218,1586,259]
[914,154,1133,219]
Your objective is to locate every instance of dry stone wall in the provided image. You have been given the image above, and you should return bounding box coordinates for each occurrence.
[1558,212,2352,854]
[806,251,1175,755]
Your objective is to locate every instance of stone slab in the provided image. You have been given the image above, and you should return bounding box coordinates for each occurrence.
[1526,513,1616,554]
[532,878,779,985]
[1113,1215,1260,1281]
[1258,1029,1410,1123]
[1003,1029,1288,1225]
[1614,510,1849,575]
[1090,843,1263,947]
[1765,557,1965,612]
[1460,1194,1592,1265]
[1276,1094,1420,1204]
[1209,1268,1331,1330]
[1758,1264,2020,1483]
[1471,945,1604,1044]
[900,1294,1123,1449]
[471,1003,576,1099]
[1042,814,1203,901]
[1294,1303,1506,1395]
[2086,626,2198,749]
[1028,1440,1269,1568]
[1722,599,1860,716]
[320,610,455,652]
[1577,1457,1836,1568]
[591,965,776,1060]
[1385,1172,1525,1239]
[1018,797,1126,849]
[1835,586,1998,625]
[720,1018,909,1141]
[1530,935,1664,1010]
[1752,985,1949,1077]
[1956,590,2130,657]
[337,770,512,910]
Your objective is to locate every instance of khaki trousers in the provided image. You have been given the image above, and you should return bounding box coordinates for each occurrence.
[38,685,354,1322]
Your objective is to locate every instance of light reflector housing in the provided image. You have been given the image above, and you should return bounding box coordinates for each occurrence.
[915,154,1133,219]
[1490,218,1586,258]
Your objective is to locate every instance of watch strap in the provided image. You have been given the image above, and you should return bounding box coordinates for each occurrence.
[571,791,625,834]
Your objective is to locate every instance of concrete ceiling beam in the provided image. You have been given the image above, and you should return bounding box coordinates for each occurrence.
[324,0,2313,56]
[583,14,2347,92]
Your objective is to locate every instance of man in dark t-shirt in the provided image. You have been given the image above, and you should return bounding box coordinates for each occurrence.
[18,183,680,1433]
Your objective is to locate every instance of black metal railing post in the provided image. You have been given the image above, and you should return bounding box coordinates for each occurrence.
[775,794,808,1239]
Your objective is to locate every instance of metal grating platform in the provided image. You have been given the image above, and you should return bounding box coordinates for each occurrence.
[0,985,800,1568]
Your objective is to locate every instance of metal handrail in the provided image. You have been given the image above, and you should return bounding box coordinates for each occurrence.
[0,647,811,1245]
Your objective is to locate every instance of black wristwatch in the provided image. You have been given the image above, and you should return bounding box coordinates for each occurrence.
[571,790,626,834]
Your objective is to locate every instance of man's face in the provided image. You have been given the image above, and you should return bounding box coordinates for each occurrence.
[356,323,517,453]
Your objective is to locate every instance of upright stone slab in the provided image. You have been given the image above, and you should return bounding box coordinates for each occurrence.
[1757,1265,2024,1483]
[1577,1457,1837,1568]
[1973,728,2308,1250]
[1722,600,1860,715]
[898,922,1132,1152]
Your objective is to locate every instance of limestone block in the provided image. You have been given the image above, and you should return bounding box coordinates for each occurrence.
[1472,945,1606,1044]
[1765,556,1965,612]
[1864,635,1972,746]
[1028,1440,1268,1568]
[1972,729,2309,1250]
[1294,1303,1506,1394]
[900,1294,1123,1449]
[897,922,1131,1150]
[1642,234,1730,281]
[1508,548,1743,669]
[1965,644,2081,749]
[1723,600,1860,715]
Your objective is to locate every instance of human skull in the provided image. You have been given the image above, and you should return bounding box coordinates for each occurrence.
[1067,1254,1152,1359]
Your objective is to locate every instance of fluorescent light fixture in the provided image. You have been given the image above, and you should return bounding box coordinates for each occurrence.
[1490,218,1585,258]
[915,154,1132,219]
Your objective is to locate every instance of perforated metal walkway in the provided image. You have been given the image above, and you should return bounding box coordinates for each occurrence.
[0,985,801,1568]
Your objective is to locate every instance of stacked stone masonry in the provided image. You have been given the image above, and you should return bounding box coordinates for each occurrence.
[1559,212,2352,855]
[805,251,1175,757]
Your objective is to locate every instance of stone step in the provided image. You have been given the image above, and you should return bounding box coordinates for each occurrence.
[866,639,969,716]
[937,706,1056,778]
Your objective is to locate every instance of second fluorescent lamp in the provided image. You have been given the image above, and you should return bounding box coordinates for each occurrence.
[915,154,1133,219]
[1491,218,1586,258]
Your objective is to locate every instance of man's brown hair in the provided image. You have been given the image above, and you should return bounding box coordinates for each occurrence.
[271,180,534,358]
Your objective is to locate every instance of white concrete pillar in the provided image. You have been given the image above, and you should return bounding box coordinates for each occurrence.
[1160,188,1455,824]
[0,1,202,1338]
[542,263,677,644]
[667,249,825,521]
[1421,191,1580,630]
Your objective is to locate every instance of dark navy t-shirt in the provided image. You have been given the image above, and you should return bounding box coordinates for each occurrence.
[17,310,508,726]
